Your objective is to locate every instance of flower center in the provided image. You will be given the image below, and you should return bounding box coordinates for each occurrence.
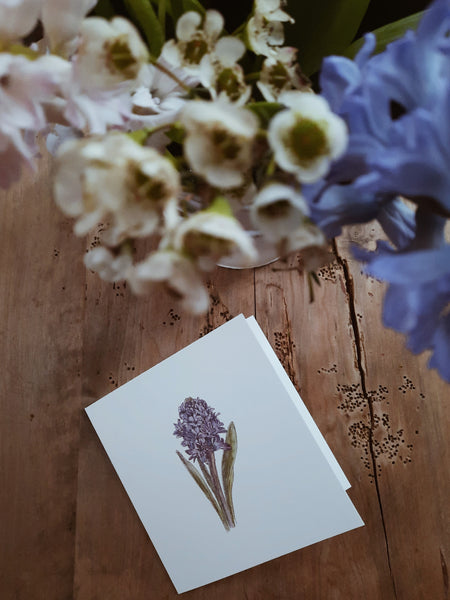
[216,68,242,101]
[106,36,138,77]
[183,37,208,65]
[131,168,168,206]
[286,118,328,163]
[211,129,241,160]
[258,199,291,218]
[184,231,234,259]
[268,62,289,92]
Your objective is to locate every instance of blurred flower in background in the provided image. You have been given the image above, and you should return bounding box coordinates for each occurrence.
[0,0,448,381]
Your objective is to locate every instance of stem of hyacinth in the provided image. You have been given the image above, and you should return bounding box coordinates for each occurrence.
[198,459,230,531]
[208,452,234,529]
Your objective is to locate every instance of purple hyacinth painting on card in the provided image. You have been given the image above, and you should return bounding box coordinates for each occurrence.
[174,397,237,531]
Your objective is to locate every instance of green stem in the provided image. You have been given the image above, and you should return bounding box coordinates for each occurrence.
[149,57,192,93]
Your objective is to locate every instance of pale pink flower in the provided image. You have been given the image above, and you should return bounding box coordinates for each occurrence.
[0,52,71,186]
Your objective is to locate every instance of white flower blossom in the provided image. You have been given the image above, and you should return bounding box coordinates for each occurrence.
[84,246,133,282]
[199,36,250,105]
[161,10,223,74]
[0,53,70,131]
[254,0,293,21]
[44,16,150,134]
[250,182,309,242]
[129,249,210,315]
[181,99,259,188]
[54,133,180,243]
[247,0,293,57]
[129,60,195,133]
[172,204,257,270]
[257,47,308,101]
[60,82,133,134]
[41,0,97,56]
[0,0,41,42]
[268,91,348,183]
[75,17,149,91]
[284,222,326,255]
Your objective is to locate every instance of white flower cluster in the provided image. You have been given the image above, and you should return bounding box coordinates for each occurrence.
[0,0,348,314]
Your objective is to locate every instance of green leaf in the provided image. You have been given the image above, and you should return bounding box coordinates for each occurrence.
[126,129,150,145]
[171,0,205,23]
[176,451,229,528]
[183,0,205,15]
[5,44,40,60]
[344,11,425,59]
[123,0,165,56]
[158,0,167,33]
[221,422,237,526]
[246,102,284,127]
[91,0,116,18]
[165,122,186,144]
[205,197,233,217]
[285,0,371,76]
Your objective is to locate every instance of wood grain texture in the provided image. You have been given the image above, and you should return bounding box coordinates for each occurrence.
[0,155,86,600]
[0,161,448,600]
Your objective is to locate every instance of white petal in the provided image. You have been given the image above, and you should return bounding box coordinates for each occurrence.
[279,90,330,114]
[84,246,132,282]
[286,223,326,254]
[214,36,246,65]
[42,0,95,53]
[0,0,41,40]
[203,9,224,39]
[250,183,309,241]
[326,114,349,159]
[176,10,202,41]
[161,40,183,68]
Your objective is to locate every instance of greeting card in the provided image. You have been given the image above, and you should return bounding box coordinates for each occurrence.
[86,314,363,593]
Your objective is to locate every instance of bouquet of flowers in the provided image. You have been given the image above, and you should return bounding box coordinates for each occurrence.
[1,0,448,382]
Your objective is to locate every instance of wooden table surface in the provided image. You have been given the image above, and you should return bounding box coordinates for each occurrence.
[1,151,449,600]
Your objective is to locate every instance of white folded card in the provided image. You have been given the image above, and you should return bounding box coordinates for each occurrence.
[86,314,363,593]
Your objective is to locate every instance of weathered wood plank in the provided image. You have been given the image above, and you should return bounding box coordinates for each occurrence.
[253,249,396,599]
[2,157,447,600]
[336,224,450,600]
[0,157,86,599]
[73,267,255,600]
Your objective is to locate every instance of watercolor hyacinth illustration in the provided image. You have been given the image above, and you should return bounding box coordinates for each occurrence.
[174,397,237,531]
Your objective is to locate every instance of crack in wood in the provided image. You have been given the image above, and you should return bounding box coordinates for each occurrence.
[199,281,234,337]
[272,298,300,393]
[332,239,398,600]
[440,548,449,598]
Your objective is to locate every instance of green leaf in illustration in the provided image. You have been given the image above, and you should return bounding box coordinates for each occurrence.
[221,422,237,526]
[343,11,425,59]
[123,0,165,56]
[285,0,371,75]
[176,451,230,530]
